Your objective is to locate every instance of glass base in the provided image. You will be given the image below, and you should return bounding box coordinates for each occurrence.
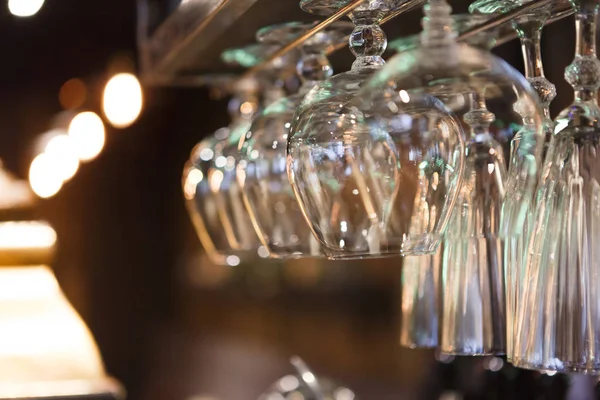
[512,360,600,375]
[322,237,440,260]
[441,348,505,357]
[400,340,438,350]
[266,248,325,260]
[324,250,403,260]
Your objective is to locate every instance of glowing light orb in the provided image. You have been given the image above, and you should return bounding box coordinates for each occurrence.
[29,153,63,199]
[44,133,79,182]
[102,73,143,128]
[8,0,44,17]
[68,112,105,162]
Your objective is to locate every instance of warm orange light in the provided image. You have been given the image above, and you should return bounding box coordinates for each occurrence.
[68,112,105,162]
[28,153,63,199]
[183,167,203,200]
[8,0,44,17]
[102,73,143,128]
[59,79,87,110]
[44,133,80,182]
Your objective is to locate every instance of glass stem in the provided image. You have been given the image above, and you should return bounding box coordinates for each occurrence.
[295,48,332,95]
[420,0,456,47]
[515,15,555,120]
[464,91,496,140]
[576,2,598,58]
[567,1,600,103]
[349,10,386,70]
[520,30,544,81]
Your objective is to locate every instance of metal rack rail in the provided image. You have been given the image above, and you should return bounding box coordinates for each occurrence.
[138,0,574,86]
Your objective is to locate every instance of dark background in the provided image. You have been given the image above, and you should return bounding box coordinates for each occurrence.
[0,1,586,399]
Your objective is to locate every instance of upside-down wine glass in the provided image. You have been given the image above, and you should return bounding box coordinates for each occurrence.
[288,1,467,260]
[183,73,262,266]
[355,0,545,355]
[182,43,284,266]
[396,13,499,350]
[514,0,600,373]
[237,21,354,258]
[470,0,559,362]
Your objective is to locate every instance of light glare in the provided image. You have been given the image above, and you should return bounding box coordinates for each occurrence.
[29,154,63,199]
[0,221,56,252]
[183,168,203,200]
[0,266,105,385]
[68,112,105,162]
[103,73,143,128]
[8,0,44,17]
[44,133,80,182]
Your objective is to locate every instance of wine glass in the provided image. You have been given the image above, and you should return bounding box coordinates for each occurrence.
[288,0,427,261]
[288,1,467,260]
[182,42,283,266]
[236,21,354,259]
[356,0,546,355]
[398,13,499,350]
[470,0,559,363]
[513,0,600,373]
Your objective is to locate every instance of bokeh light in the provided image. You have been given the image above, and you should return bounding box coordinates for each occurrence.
[29,153,63,199]
[102,73,143,128]
[8,0,44,17]
[68,112,105,162]
[44,132,80,182]
[59,78,87,110]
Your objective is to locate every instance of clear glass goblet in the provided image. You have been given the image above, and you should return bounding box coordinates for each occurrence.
[357,0,545,355]
[470,0,559,363]
[236,21,354,259]
[514,0,600,373]
[397,14,499,350]
[183,73,262,266]
[288,1,467,260]
[182,42,282,266]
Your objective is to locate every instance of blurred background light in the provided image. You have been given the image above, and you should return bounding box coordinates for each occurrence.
[29,153,63,199]
[68,112,105,162]
[8,0,44,17]
[0,221,56,251]
[44,132,80,182]
[59,78,87,110]
[0,266,105,386]
[102,73,143,128]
